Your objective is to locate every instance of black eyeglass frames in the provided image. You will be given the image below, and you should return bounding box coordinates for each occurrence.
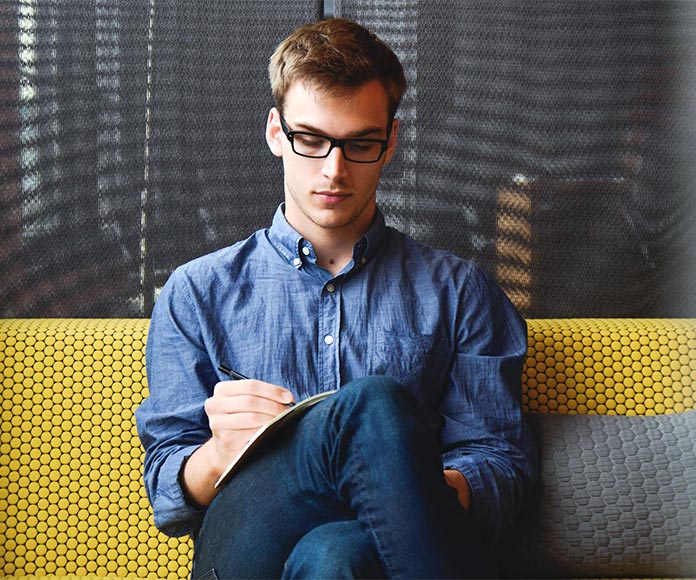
[279,115,391,164]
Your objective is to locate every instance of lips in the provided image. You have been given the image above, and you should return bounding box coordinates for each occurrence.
[315,190,351,204]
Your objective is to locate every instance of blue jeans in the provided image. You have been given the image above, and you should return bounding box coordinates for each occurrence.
[191,377,493,579]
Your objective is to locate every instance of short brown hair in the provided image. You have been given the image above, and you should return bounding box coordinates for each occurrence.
[269,18,407,120]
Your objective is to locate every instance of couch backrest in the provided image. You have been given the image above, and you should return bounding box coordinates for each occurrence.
[0,319,189,578]
[521,318,695,415]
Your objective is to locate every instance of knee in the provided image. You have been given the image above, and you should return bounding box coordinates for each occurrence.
[283,521,383,579]
[319,376,431,460]
[339,375,418,416]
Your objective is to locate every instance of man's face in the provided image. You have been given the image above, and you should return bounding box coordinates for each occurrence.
[266,79,398,240]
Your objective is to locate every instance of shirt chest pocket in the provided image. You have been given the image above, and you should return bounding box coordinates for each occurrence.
[369,330,450,391]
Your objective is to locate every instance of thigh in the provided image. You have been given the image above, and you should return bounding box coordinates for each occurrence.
[192,377,490,579]
[191,408,352,579]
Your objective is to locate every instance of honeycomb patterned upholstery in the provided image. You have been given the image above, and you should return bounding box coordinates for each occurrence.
[1,318,695,579]
[507,319,696,579]
[498,410,696,577]
[0,319,191,579]
[523,318,695,416]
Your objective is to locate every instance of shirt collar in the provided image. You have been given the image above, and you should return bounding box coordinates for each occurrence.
[267,203,388,271]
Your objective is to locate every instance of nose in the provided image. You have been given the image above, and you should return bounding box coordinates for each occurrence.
[321,145,349,180]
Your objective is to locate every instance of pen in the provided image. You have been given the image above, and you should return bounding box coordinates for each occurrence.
[218,364,295,407]
[217,364,250,381]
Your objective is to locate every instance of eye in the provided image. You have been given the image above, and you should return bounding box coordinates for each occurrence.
[346,141,381,154]
[350,141,374,151]
[295,134,327,149]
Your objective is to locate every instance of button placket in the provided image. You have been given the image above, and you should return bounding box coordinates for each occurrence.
[318,280,341,391]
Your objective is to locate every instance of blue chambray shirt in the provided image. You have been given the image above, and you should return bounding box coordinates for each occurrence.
[136,204,537,540]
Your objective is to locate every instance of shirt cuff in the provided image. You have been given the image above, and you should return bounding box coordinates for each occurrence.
[152,446,207,537]
[443,453,500,541]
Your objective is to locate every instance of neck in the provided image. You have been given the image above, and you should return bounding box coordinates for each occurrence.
[284,208,375,276]
[313,234,356,276]
[294,222,358,276]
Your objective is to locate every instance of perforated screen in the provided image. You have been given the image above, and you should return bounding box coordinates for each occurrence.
[2,1,695,317]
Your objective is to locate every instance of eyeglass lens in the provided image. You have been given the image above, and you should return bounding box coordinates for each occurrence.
[292,133,385,163]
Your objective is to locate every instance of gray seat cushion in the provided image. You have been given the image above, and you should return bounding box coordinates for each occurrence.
[497,410,696,578]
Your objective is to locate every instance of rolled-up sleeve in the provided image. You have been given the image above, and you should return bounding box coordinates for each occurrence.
[135,269,215,537]
[439,265,537,542]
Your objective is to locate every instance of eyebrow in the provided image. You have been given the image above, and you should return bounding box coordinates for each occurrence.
[293,121,386,139]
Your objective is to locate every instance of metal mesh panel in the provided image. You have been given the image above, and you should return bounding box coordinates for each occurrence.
[0,0,322,317]
[2,0,695,317]
[336,0,696,317]
[1,1,150,316]
[143,0,323,313]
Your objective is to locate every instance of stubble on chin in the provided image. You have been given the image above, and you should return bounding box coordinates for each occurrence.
[309,193,376,231]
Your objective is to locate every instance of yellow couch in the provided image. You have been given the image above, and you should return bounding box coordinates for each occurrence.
[1,318,694,579]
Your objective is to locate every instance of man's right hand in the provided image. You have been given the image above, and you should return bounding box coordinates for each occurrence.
[181,378,295,507]
[205,379,295,470]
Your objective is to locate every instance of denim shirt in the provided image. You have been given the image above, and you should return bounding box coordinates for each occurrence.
[136,205,537,540]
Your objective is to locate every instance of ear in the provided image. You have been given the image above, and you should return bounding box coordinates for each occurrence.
[384,118,399,165]
[265,108,284,158]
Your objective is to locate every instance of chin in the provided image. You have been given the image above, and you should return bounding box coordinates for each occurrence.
[312,215,355,230]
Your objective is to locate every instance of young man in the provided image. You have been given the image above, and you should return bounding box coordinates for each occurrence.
[136,18,536,579]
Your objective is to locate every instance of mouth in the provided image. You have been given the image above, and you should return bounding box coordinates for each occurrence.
[315,190,351,204]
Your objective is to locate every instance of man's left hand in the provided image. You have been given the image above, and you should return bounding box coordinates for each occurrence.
[444,469,471,510]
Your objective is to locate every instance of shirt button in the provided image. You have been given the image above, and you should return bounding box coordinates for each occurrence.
[302,247,311,256]
[292,257,302,267]
[324,335,334,345]
[326,283,335,293]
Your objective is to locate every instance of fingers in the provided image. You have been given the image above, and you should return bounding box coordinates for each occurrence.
[207,408,283,432]
[205,379,295,432]
[204,379,295,467]
[213,378,294,406]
